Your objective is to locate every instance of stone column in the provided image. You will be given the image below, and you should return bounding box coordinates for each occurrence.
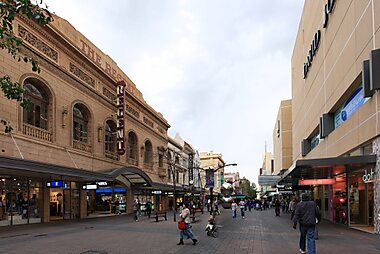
[372,138,380,234]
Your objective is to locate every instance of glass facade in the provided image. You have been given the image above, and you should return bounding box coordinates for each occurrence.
[0,176,43,226]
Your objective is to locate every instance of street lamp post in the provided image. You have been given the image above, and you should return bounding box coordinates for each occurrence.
[208,163,237,215]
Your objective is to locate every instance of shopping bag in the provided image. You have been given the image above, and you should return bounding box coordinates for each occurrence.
[178,220,186,230]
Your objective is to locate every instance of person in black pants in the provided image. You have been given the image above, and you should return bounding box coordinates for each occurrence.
[292,193,321,254]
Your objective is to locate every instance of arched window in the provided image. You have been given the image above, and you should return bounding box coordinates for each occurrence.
[73,103,89,145]
[144,140,153,165]
[127,132,138,161]
[105,120,117,154]
[23,79,49,130]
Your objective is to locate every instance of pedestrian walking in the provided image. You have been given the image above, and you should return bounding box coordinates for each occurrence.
[133,200,139,222]
[292,193,321,254]
[239,199,245,218]
[289,197,297,220]
[231,200,237,218]
[274,199,281,216]
[177,203,198,246]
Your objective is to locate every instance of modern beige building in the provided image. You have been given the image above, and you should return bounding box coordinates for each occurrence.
[272,100,293,176]
[200,151,226,197]
[281,0,380,234]
[0,14,171,226]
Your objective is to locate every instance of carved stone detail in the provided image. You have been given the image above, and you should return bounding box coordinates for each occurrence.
[103,87,116,102]
[69,63,95,88]
[18,25,58,62]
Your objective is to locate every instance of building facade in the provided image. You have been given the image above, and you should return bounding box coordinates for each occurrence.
[283,0,380,234]
[272,100,293,176]
[200,151,225,197]
[0,14,171,226]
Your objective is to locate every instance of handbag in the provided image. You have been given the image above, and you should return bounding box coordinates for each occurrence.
[178,220,186,230]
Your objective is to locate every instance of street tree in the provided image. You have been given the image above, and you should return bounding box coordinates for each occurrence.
[0,0,52,132]
[240,177,257,198]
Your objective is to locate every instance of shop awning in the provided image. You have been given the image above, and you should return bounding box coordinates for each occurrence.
[279,155,376,185]
[0,155,114,181]
[258,175,281,186]
[104,167,153,187]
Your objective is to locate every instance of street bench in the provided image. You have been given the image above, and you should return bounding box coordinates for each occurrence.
[153,211,167,222]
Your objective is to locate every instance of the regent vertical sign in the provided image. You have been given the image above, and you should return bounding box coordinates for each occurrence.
[303,0,336,79]
[116,81,126,155]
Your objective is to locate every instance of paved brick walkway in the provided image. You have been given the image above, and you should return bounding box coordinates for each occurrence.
[0,208,379,254]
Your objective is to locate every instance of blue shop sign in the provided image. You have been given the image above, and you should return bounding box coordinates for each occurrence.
[95,187,126,193]
[335,87,365,128]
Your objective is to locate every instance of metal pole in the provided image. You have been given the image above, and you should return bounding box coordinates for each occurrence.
[210,186,214,215]
[173,165,176,222]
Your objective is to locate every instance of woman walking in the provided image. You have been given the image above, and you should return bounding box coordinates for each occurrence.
[177,203,198,245]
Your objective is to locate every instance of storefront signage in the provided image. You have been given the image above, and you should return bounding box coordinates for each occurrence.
[303,30,321,79]
[116,81,126,155]
[299,178,336,185]
[303,0,336,79]
[362,168,375,183]
[82,184,98,190]
[334,87,365,128]
[46,181,63,188]
[323,0,336,28]
[96,181,108,186]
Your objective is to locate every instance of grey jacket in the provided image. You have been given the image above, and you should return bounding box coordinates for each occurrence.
[293,200,321,226]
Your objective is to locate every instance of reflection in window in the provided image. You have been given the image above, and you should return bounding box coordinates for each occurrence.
[73,104,88,143]
[23,80,49,130]
[105,120,116,153]
[127,132,138,160]
[144,140,153,164]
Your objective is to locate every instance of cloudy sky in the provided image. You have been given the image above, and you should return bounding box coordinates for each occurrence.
[44,0,304,185]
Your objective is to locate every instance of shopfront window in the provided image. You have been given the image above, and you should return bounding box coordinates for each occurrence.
[332,173,347,224]
[348,168,374,227]
[0,176,42,227]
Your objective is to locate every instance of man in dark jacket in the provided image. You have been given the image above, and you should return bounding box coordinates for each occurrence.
[293,193,321,254]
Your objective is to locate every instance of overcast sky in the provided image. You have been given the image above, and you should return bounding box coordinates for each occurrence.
[44,0,304,185]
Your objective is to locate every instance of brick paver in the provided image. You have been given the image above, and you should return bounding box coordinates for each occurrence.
[0,208,379,254]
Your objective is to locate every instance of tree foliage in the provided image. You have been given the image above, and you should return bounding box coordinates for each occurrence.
[0,0,52,132]
[240,178,257,198]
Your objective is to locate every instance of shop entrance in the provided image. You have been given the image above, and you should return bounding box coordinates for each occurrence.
[348,169,374,232]
[48,181,80,221]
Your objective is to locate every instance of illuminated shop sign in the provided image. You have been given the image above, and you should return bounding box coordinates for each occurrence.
[362,168,375,183]
[96,181,108,186]
[116,80,126,155]
[46,181,63,188]
[82,184,98,190]
[46,181,69,189]
[303,0,336,79]
[299,179,336,185]
[95,187,126,193]
[334,87,366,128]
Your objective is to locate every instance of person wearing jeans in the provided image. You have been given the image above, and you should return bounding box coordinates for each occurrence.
[293,193,321,254]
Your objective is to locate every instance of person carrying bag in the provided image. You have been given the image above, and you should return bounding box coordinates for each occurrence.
[177,203,198,246]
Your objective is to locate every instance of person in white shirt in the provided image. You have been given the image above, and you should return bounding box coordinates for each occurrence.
[231,200,237,218]
[239,200,246,218]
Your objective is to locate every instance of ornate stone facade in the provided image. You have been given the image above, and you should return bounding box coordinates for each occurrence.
[372,138,380,234]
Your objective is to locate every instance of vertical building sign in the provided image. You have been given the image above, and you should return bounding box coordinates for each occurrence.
[116,81,126,155]
[188,154,194,183]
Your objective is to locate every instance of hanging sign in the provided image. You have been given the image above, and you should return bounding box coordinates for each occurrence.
[116,81,126,155]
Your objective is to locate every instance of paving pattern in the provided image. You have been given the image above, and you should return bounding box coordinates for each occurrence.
[0,208,379,254]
